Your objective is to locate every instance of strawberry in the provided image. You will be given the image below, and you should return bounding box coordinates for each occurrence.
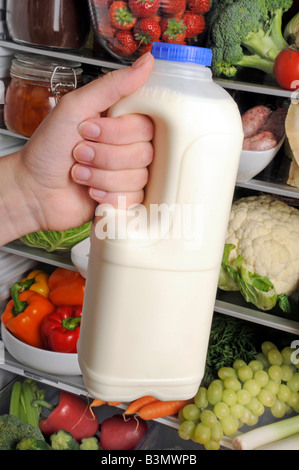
[109,1,137,30]
[134,18,161,47]
[161,17,187,44]
[183,11,205,38]
[161,0,186,16]
[187,0,211,14]
[128,0,160,19]
[97,12,117,39]
[113,30,139,55]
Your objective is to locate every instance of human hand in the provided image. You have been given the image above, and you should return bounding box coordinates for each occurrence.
[15,52,154,234]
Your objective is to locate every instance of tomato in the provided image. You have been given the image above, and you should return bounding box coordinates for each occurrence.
[273,47,299,91]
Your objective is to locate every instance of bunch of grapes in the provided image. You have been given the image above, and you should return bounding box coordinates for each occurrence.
[178,341,299,450]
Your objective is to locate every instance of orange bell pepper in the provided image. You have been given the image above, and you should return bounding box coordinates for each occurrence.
[1,288,55,349]
[48,268,85,306]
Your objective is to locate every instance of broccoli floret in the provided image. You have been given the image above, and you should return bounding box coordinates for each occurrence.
[0,414,45,450]
[50,430,80,450]
[209,0,292,78]
[16,437,52,450]
[79,437,101,450]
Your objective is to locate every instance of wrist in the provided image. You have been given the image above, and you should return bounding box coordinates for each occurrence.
[0,151,41,245]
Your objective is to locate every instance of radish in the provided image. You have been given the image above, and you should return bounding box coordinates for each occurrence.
[100,414,148,450]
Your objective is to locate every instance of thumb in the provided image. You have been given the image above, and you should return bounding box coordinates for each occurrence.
[70,52,154,115]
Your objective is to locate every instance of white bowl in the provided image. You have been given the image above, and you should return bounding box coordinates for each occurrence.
[236,136,285,183]
[1,323,82,376]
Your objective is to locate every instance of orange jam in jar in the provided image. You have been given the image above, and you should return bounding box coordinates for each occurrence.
[4,54,83,137]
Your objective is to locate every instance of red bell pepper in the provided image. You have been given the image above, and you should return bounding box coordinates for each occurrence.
[41,305,82,353]
[38,391,99,441]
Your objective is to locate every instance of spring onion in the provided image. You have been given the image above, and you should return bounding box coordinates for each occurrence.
[233,415,299,450]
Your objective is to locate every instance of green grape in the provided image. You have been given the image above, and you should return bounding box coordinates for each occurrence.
[223,377,241,392]
[256,352,270,368]
[220,415,239,436]
[247,397,264,416]
[247,413,259,427]
[193,422,211,445]
[261,341,278,356]
[230,403,245,419]
[268,365,283,381]
[281,364,293,382]
[248,360,264,373]
[277,384,291,403]
[236,389,251,406]
[207,381,223,405]
[281,346,293,365]
[287,372,299,393]
[254,369,269,387]
[271,398,286,418]
[178,420,197,440]
[267,349,283,366]
[194,387,209,409]
[218,367,237,381]
[243,379,261,397]
[182,404,201,421]
[200,409,218,428]
[214,402,230,420]
[205,440,221,450]
[178,408,186,423]
[210,422,223,442]
[233,359,247,370]
[287,391,299,409]
[213,379,224,389]
[222,389,237,406]
[239,407,252,424]
[237,365,253,382]
[263,379,280,395]
[257,389,275,407]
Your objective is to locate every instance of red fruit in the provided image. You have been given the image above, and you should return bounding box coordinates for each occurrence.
[161,17,187,44]
[134,18,161,47]
[183,11,205,38]
[188,0,211,14]
[128,0,160,18]
[100,414,148,450]
[161,0,186,15]
[98,12,117,38]
[109,1,137,30]
[113,30,139,55]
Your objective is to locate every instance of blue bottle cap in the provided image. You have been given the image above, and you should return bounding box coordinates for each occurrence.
[151,42,213,66]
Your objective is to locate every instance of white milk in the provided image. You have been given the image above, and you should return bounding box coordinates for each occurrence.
[78,43,244,401]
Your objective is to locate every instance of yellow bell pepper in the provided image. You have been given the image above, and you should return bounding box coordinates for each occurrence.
[19,270,50,298]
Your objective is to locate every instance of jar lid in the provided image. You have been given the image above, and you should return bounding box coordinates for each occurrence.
[151,42,213,66]
[10,53,83,82]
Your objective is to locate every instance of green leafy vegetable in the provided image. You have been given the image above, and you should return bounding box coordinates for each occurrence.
[0,414,45,450]
[218,244,290,313]
[19,222,91,252]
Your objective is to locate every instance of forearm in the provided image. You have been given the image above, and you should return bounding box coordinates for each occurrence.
[0,152,40,246]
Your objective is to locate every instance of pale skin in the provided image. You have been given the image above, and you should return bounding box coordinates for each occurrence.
[0,52,155,246]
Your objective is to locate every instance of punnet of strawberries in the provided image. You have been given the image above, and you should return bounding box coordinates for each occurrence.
[89,0,212,60]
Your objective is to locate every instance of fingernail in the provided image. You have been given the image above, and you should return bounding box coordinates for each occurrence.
[90,188,107,199]
[78,122,101,139]
[72,165,91,182]
[73,144,95,162]
[132,52,152,69]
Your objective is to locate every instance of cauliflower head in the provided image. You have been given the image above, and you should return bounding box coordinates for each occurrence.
[226,195,299,296]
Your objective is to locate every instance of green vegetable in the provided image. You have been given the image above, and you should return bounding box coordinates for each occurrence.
[19,221,91,252]
[233,415,299,450]
[9,379,47,427]
[50,430,80,450]
[208,0,292,78]
[204,313,258,384]
[16,437,52,450]
[218,244,290,313]
[0,414,45,450]
[79,437,101,450]
[284,12,299,47]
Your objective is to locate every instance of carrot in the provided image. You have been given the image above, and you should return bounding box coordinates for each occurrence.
[138,399,191,420]
[108,401,123,406]
[124,396,159,415]
[90,398,107,407]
